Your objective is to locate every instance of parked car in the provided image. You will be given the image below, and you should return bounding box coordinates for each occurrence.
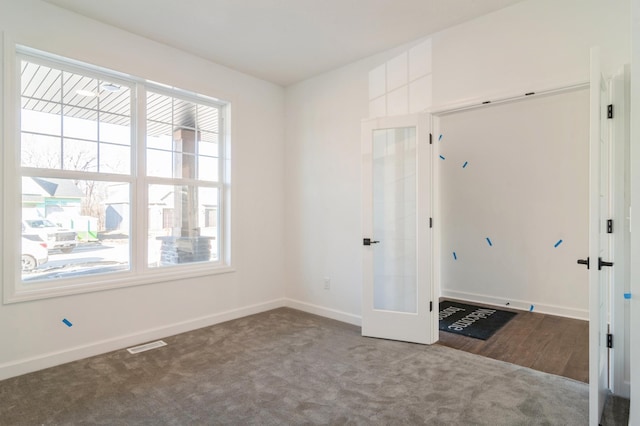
[21,236,49,271]
[22,218,78,253]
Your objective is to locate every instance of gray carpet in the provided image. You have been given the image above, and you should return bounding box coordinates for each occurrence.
[601,394,630,426]
[0,308,594,425]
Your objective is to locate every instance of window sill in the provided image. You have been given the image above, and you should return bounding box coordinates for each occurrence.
[4,264,235,304]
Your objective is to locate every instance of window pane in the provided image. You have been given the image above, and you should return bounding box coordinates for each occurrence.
[146,149,173,178]
[147,145,198,179]
[197,105,219,133]
[174,98,196,128]
[63,138,98,172]
[100,83,131,114]
[147,123,200,180]
[63,110,98,140]
[62,71,99,109]
[198,156,219,182]
[21,133,61,169]
[99,85,131,145]
[148,184,218,267]
[21,107,61,135]
[174,151,197,180]
[198,131,219,156]
[199,187,219,260]
[21,61,61,105]
[99,143,131,174]
[147,123,173,150]
[99,112,131,145]
[21,178,130,282]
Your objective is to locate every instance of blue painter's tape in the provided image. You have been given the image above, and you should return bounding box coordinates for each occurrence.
[439,155,445,160]
[624,293,631,300]
[529,305,534,312]
[453,252,457,260]
[438,134,443,141]
[486,237,493,247]
[62,318,73,327]
[554,239,563,248]
[462,161,468,168]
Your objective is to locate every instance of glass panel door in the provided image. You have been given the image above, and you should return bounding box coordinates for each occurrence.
[372,128,417,313]
[361,113,433,345]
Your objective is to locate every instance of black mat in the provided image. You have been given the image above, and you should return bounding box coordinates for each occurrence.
[439,300,517,340]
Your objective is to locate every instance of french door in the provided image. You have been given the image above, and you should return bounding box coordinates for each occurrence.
[361,114,436,344]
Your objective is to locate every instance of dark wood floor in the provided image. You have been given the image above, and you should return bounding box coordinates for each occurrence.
[436,299,589,383]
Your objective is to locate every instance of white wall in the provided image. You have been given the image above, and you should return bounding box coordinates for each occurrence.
[0,0,285,380]
[432,0,629,108]
[283,61,370,324]
[437,89,590,319]
[284,0,630,320]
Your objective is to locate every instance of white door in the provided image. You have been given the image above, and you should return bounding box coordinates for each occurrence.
[361,114,435,344]
[587,46,613,426]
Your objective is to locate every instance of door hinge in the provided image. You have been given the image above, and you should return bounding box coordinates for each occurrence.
[429,133,433,145]
[607,333,613,349]
[430,301,433,312]
[607,219,613,234]
[607,104,613,119]
[429,217,433,228]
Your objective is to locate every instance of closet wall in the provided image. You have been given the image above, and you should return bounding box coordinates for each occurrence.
[437,89,589,318]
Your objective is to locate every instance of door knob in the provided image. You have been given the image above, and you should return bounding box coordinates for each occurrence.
[363,238,380,246]
[598,257,614,270]
[577,258,589,269]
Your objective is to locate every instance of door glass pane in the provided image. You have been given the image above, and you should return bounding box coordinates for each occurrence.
[372,127,417,313]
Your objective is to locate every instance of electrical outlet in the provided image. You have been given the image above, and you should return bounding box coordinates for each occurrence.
[323,277,330,290]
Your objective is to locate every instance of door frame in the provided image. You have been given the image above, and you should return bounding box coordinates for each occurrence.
[430,82,591,317]
[608,65,631,398]
[429,74,626,423]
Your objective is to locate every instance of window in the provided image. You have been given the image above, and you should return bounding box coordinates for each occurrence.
[3,46,231,302]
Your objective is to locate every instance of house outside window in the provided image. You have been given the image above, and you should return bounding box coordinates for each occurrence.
[3,46,231,303]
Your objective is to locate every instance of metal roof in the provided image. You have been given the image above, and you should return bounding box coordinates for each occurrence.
[21,60,219,138]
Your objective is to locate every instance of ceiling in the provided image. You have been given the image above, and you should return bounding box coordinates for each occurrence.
[44,0,527,87]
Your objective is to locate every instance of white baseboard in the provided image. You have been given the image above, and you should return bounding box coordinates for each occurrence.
[440,289,588,321]
[0,298,286,381]
[284,298,362,326]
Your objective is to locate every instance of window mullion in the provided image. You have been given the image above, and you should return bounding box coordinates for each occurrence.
[134,83,147,273]
[19,167,134,183]
[219,113,229,265]
[96,79,101,173]
[59,71,64,170]
[145,176,220,188]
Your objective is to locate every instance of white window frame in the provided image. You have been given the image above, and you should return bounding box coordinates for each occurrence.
[2,43,233,304]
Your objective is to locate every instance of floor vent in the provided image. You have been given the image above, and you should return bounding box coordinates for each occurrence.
[127,340,167,354]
